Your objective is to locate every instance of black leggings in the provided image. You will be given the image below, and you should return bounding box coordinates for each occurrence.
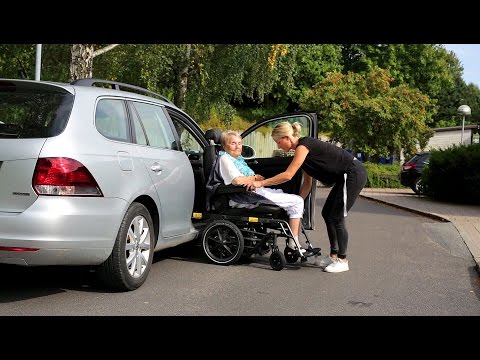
[321,160,367,259]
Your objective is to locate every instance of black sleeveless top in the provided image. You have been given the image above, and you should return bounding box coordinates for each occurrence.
[298,137,354,184]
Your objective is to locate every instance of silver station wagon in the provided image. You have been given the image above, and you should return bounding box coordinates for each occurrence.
[0,78,318,291]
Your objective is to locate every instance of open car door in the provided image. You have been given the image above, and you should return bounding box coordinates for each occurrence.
[240,112,318,230]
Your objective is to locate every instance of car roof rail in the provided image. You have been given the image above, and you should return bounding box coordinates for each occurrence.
[71,78,174,105]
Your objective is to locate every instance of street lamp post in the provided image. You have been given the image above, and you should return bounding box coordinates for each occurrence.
[457,105,471,144]
[35,44,42,81]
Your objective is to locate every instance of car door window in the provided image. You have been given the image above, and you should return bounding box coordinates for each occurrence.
[95,99,129,142]
[131,110,148,146]
[171,120,203,155]
[132,102,175,149]
[242,115,312,159]
[165,109,205,158]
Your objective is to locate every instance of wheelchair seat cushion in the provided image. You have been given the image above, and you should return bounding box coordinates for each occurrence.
[222,204,287,217]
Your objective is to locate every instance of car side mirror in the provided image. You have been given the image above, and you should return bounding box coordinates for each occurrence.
[242,145,255,159]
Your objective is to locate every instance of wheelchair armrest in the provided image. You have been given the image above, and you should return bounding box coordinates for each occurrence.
[215,184,247,194]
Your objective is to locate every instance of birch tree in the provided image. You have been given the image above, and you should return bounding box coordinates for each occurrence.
[70,44,120,81]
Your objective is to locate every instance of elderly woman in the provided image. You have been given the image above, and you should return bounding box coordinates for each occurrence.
[218,130,308,255]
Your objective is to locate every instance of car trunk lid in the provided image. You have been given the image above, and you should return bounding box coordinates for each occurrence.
[0,139,46,212]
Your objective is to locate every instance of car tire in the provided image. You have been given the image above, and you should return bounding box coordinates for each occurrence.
[98,202,154,291]
[412,177,424,195]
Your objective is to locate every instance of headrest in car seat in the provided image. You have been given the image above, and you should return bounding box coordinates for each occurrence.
[205,128,223,145]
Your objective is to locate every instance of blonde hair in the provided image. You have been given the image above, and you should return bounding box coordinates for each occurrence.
[271,121,302,140]
[220,130,241,148]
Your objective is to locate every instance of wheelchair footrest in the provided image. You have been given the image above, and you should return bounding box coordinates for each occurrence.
[303,247,321,258]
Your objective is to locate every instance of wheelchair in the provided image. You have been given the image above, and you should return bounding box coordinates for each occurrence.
[192,129,321,271]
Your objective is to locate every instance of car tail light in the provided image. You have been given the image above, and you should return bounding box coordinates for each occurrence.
[33,157,103,196]
[402,162,416,171]
[0,246,39,252]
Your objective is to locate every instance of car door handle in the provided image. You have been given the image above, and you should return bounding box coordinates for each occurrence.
[250,160,258,165]
[150,164,162,172]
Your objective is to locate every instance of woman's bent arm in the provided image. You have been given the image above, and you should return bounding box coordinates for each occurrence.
[255,145,309,187]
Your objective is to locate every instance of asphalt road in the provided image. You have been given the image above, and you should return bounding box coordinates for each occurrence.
[0,188,479,316]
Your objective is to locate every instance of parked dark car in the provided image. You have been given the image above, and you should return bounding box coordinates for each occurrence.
[400,152,430,194]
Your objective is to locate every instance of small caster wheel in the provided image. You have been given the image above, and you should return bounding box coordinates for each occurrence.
[269,250,286,271]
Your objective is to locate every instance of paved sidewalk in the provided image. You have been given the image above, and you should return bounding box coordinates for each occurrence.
[360,188,480,272]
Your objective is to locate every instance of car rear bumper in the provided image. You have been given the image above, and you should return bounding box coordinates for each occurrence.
[400,171,417,187]
[0,196,127,266]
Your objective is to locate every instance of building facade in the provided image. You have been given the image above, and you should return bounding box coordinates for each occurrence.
[425,124,480,150]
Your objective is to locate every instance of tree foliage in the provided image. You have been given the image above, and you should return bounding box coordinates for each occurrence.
[93,44,181,98]
[92,44,287,124]
[341,44,460,97]
[341,44,464,127]
[0,44,36,79]
[299,68,436,158]
[1,43,478,158]
[461,83,480,125]
[276,44,343,104]
[183,44,287,123]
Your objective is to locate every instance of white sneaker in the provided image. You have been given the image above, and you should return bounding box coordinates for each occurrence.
[315,256,335,269]
[324,259,349,273]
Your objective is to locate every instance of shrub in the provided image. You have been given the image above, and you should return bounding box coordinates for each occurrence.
[423,144,480,204]
[363,162,405,188]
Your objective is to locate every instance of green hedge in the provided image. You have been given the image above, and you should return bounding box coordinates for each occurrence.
[363,162,405,188]
[422,144,480,204]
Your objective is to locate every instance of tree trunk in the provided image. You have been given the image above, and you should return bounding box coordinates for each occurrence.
[69,44,119,82]
[174,44,191,110]
[70,44,95,81]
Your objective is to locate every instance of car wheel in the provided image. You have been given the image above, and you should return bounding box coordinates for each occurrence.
[412,177,424,195]
[98,202,154,291]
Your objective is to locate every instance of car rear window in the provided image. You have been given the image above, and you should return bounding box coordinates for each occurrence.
[408,153,429,164]
[0,80,74,138]
[408,155,421,163]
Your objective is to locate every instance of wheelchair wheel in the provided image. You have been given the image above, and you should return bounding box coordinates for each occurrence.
[202,220,244,265]
[269,250,286,271]
[284,246,299,264]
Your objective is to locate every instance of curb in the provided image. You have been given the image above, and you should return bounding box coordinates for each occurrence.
[359,195,450,223]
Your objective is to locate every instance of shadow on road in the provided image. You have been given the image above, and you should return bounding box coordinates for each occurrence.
[159,240,323,272]
[0,264,99,302]
[0,239,324,303]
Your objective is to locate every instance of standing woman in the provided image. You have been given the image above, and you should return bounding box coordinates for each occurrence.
[252,122,367,273]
